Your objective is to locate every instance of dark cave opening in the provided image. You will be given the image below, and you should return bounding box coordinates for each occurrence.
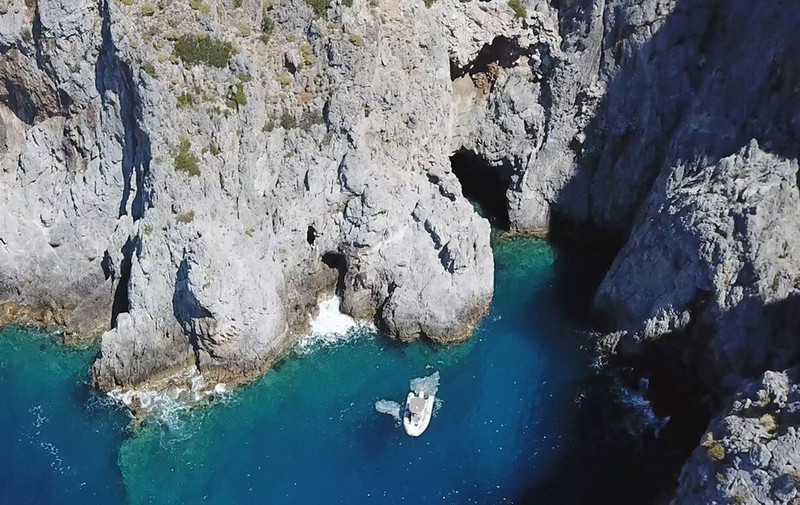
[450,148,512,230]
[306,225,317,246]
[110,238,135,327]
[449,36,527,80]
[321,251,347,295]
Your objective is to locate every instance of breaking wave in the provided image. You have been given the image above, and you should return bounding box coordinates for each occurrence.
[614,378,670,437]
[295,295,375,353]
[107,367,228,431]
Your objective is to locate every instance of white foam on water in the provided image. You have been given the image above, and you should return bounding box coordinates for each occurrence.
[107,367,228,431]
[296,295,374,352]
[614,378,670,437]
[374,400,402,422]
[410,371,440,396]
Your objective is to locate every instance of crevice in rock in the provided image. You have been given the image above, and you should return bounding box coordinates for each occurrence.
[306,225,317,245]
[2,80,38,124]
[172,258,212,370]
[110,237,135,327]
[321,252,347,295]
[450,148,512,230]
[96,0,152,221]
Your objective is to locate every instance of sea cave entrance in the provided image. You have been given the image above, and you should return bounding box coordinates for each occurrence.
[450,148,512,230]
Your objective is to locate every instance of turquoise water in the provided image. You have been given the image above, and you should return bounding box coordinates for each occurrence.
[0,239,651,505]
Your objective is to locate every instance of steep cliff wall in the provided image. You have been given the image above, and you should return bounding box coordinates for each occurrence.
[2,0,800,501]
[0,0,496,390]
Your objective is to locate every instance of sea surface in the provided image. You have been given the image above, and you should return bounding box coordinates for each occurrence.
[0,238,669,505]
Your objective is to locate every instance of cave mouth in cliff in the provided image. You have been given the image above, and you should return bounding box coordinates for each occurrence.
[450,149,511,230]
[322,252,347,295]
[449,36,526,80]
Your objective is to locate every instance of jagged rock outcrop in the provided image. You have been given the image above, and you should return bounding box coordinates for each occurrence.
[674,369,800,505]
[0,0,496,390]
[596,142,800,385]
[2,0,800,500]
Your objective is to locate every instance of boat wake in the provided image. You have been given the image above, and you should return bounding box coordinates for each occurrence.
[295,295,375,353]
[374,400,402,422]
[410,371,440,396]
[375,371,442,423]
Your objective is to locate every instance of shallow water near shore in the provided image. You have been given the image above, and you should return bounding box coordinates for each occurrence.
[0,238,669,505]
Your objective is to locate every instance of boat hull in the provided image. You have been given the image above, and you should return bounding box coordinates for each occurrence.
[403,392,434,436]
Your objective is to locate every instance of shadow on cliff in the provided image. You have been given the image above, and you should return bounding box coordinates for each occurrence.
[552,0,800,236]
[96,0,153,222]
[518,0,800,502]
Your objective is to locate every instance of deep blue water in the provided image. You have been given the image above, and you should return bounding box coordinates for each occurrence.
[0,238,661,505]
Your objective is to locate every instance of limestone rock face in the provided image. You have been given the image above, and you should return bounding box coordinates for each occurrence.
[596,142,800,384]
[0,0,495,389]
[674,369,800,505]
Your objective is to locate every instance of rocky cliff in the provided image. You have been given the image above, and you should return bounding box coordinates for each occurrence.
[2,0,800,501]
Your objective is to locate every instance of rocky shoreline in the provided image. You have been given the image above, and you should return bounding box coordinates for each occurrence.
[2,0,799,501]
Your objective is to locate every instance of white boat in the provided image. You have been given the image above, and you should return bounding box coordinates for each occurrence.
[403,390,434,436]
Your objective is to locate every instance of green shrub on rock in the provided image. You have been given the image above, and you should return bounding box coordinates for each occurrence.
[140,61,157,76]
[304,0,330,18]
[508,0,526,19]
[226,82,247,109]
[173,34,235,68]
[176,211,195,224]
[174,137,200,176]
[706,442,725,462]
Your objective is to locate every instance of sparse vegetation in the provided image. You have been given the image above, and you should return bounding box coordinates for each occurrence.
[278,74,293,87]
[300,44,318,65]
[732,493,748,505]
[140,3,156,15]
[233,0,243,6]
[716,473,727,485]
[245,228,255,237]
[298,91,313,103]
[260,14,275,43]
[706,442,725,462]
[507,0,526,19]
[280,112,297,129]
[121,0,135,5]
[239,26,252,37]
[342,0,353,6]
[760,413,778,435]
[21,27,32,43]
[262,120,275,132]
[173,137,200,176]
[349,34,364,46]
[299,110,324,131]
[226,81,247,109]
[304,0,331,18]
[173,34,235,68]
[190,0,211,14]
[140,61,157,76]
[177,91,196,108]
[176,211,195,224]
